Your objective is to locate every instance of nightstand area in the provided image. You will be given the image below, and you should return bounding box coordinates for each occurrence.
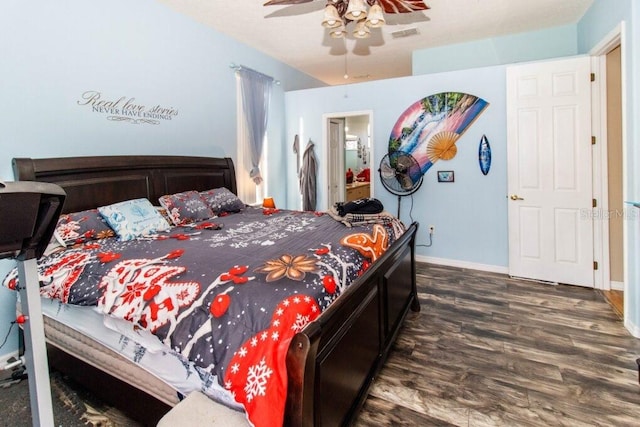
[346,182,370,201]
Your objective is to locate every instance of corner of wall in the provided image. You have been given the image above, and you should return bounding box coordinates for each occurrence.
[624,318,640,338]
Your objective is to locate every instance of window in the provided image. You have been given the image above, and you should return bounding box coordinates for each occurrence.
[235,77,268,205]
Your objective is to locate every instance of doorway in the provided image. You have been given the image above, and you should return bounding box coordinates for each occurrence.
[592,33,624,316]
[506,56,594,287]
[506,25,626,317]
[324,111,373,209]
[604,44,623,315]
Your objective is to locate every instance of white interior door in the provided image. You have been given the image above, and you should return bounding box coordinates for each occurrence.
[328,118,345,208]
[507,56,594,287]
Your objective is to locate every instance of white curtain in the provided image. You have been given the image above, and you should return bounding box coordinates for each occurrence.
[236,67,273,186]
[236,87,255,204]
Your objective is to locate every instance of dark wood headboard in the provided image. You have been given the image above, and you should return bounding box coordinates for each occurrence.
[12,155,237,214]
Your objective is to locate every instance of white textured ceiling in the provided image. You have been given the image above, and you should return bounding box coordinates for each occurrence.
[156,0,594,86]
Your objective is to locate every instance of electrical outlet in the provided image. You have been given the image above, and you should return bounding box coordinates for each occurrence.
[428,225,435,234]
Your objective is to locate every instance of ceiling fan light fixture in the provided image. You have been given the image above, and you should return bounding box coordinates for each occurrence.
[329,22,347,38]
[353,19,371,38]
[321,5,342,28]
[365,3,385,28]
[345,0,367,21]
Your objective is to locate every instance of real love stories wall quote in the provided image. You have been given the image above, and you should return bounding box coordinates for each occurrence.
[77,90,179,125]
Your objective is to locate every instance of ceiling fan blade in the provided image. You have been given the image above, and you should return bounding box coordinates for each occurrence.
[378,0,429,14]
[265,0,429,13]
[264,0,316,6]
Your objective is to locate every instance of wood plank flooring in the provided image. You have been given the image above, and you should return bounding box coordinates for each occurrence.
[601,289,624,318]
[4,263,639,426]
[355,263,640,427]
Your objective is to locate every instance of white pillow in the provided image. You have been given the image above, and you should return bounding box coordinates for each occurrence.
[98,198,170,241]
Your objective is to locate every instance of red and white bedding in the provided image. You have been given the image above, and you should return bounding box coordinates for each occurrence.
[33,296,242,409]
[4,205,404,427]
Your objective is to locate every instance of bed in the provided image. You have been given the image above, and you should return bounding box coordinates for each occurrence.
[7,155,419,426]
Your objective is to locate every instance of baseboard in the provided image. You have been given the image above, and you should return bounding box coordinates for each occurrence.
[416,255,509,275]
[624,318,640,339]
[611,280,624,291]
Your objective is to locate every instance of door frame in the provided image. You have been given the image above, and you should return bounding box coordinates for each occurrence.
[590,22,627,293]
[322,110,374,210]
[328,117,346,209]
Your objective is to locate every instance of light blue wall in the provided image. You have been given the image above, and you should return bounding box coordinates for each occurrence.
[1,0,637,364]
[285,66,508,267]
[412,24,578,75]
[0,0,324,359]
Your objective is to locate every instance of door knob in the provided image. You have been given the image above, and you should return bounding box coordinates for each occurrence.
[510,194,524,201]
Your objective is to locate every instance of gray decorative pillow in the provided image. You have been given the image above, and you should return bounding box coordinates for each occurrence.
[54,209,115,246]
[158,190,214,226]
[200,187,245,215]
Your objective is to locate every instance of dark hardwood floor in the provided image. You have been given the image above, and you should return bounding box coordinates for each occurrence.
[356,263,640,426]
[4,263,639,426]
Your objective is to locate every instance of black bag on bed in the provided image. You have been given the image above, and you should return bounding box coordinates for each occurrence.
[335,198,384,217]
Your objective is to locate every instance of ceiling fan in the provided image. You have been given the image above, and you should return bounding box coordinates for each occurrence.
[264,0,428,13]
[264,0,430,39]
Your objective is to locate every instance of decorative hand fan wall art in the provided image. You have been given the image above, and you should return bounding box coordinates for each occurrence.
[388,92,489,175]
[264,0,429,39]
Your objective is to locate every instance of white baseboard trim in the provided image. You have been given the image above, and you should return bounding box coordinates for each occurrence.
[416,255,509,275]
[624,318,640,339]
[610,280,624,291]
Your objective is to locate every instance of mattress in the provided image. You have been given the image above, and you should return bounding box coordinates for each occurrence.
[27,297,242,410]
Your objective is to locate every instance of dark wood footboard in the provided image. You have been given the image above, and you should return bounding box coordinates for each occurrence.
[285,222,419,426]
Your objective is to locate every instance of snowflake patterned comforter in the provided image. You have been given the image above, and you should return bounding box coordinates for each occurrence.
[3,206,404,427]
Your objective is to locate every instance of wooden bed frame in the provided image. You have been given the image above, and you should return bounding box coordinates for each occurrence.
[12,155,420,426]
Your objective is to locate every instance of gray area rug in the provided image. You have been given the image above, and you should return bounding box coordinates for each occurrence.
[0,369,140,427]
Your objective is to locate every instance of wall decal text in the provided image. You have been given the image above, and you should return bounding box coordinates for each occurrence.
[77,90,179,125]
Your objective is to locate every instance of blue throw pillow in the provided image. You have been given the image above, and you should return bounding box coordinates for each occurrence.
[98,198,170,241]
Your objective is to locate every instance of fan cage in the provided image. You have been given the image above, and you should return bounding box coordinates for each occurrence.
[378,151,423,196]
